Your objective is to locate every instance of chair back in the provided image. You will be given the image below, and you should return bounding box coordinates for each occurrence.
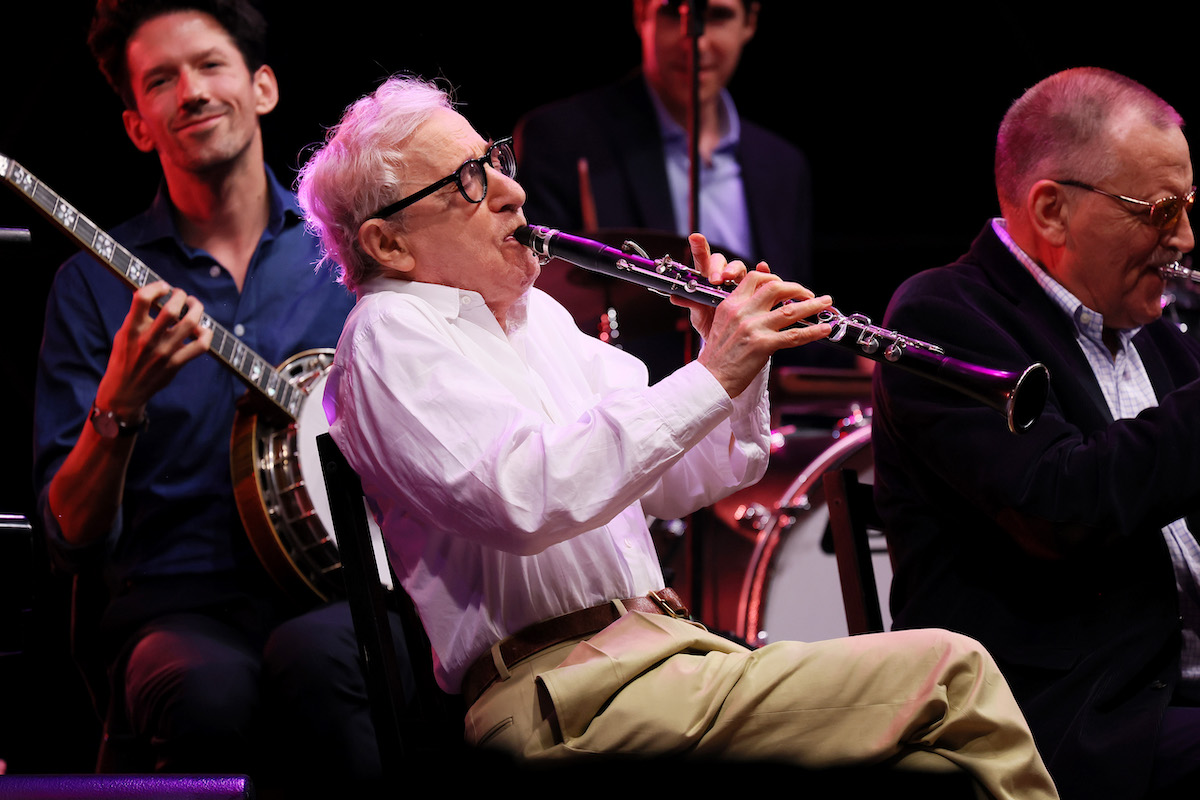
[316,432,463,771]
[824,468,888,635]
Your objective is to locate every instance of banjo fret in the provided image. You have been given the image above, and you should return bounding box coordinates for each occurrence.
[3,154,291,418]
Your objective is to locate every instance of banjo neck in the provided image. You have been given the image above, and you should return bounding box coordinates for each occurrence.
[0,152,301,421]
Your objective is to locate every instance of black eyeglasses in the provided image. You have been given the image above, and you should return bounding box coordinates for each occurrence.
[1054,179,1196,230]
[368,137,516,220]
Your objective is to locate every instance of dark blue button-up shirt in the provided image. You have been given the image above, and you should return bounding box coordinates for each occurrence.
[34,168,354,583]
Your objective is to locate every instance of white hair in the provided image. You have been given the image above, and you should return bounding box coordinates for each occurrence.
[297,75,453,290]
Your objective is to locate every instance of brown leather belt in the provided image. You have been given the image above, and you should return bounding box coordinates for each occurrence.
[460,588,689,707]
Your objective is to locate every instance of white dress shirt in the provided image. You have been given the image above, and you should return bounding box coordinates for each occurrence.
[324,276,771,692]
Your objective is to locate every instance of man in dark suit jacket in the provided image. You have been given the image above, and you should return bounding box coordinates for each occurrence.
[515,1,823,377]
[515,71,811,284]
[873,67,1199,799]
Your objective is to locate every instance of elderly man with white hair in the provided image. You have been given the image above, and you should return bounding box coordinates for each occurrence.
[297,74,1058,799]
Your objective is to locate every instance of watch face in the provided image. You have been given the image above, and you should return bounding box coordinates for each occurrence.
[92,409,121,438]
[90,404,144,438]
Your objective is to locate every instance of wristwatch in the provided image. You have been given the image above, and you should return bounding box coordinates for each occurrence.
[89,400,149,438]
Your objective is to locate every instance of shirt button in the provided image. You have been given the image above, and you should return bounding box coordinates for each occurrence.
[233,324,246,336]
[209,265,222,278]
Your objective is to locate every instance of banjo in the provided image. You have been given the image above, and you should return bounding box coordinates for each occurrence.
[2,152,387,603]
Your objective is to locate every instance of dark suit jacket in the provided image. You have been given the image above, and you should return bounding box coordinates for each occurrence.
[872,222,1200,799]
[514,72,812,284]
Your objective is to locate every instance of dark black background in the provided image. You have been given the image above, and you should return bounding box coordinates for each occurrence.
[0,0,1195,772]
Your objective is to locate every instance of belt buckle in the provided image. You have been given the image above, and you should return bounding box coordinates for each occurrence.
[648,590,689,619]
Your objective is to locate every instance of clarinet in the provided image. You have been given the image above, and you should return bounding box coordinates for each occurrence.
[1161,261,1195,284]
[515,225,1049,434]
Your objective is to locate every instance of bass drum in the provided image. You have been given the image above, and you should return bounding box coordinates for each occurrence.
[736,423,890,647]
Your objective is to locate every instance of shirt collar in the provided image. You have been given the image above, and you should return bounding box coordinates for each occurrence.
[356,274,531,335]
[645,74,741,154]
[991,217,1140,352]
[124,165,299,250]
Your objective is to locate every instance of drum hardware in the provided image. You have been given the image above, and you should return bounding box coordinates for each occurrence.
[653,517,688,539]
[734,425,886,646]
[595,239,652,347]
[732,502,775,532]
[734,404,869,536]
[599,306,619,345]
[833,404,871,438]
[700,407,878,635]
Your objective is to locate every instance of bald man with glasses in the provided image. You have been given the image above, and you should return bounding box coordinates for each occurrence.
[874,67,1200,799]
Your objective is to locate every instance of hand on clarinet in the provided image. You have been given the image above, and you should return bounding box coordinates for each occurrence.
[674,233,833,398]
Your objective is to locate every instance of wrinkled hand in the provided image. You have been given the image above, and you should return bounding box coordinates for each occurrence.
[675,234,833,398]
[94,281,214,417]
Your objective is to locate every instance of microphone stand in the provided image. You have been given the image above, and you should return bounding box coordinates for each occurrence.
[0,227,31,244]
[679,0,708,237]
[677,0,708,370]
[675,0,711,625]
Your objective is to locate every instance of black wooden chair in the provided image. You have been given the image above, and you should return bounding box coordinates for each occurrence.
[823,468,887,635]
[315,432,463,774]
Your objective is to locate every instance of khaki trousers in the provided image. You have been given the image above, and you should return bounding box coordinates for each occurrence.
[464,611,1057,800]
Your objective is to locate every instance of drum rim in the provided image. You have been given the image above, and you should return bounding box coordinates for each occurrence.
[735,423,873,647]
